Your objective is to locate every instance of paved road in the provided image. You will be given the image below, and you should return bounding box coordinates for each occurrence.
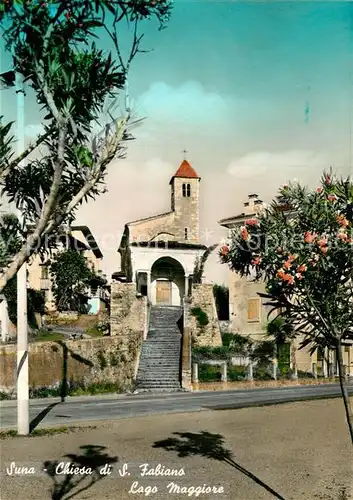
[1,383,352,430]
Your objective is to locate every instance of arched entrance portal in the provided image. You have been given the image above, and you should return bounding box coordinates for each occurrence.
[151,257,185,306]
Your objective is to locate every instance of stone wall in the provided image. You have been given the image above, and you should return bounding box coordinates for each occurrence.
[189,284,222,347]
[110,282,146,336]
[110,282,147,380]
[44,311,80,325]
[0,335,140,394]
[181,299,192,390]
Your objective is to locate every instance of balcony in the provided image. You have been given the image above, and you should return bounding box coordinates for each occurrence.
[40,278,51,290]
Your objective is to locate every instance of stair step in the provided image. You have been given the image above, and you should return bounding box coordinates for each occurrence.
[137,306,183,389]
[137,383,180,389]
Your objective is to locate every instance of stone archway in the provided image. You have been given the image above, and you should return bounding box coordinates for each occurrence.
[151,257,185,306]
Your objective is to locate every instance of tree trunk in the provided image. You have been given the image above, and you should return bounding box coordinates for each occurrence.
[336,338,353,445]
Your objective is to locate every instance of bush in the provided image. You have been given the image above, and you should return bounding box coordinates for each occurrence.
[297,370,315,379]
[97,351,107,370]
[190,307,209,327]
[222,332,251,352]
[192,345,230,362]
[253,363,273,380]
[227,365,246,381]
[198,364,222,382]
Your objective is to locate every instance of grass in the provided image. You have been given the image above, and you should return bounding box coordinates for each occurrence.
[33,331,65,342]
[0,425,97,439]
[70,382,121,396]
[2,382,125,400]
[86,326,104,337]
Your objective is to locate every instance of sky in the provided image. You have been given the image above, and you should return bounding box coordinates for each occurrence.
[1,1,353,284]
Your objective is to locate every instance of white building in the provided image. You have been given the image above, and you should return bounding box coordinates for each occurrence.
[116,158,207,306]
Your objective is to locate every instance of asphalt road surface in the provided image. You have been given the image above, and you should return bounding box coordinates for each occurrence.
[1,383,352,430]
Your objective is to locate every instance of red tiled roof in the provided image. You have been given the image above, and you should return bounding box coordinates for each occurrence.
[172,160,200,179]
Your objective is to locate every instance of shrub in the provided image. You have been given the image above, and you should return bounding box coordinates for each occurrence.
[198,364,222,382]
[192,345,230,362]
[97,351,107,370]
[190,307,209,327]
[253,364,273,380]
[222,332,251,352]
[297,370,315,379]
[227,365,246,381]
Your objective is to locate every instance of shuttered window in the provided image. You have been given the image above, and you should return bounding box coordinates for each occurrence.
[247,298,260,322]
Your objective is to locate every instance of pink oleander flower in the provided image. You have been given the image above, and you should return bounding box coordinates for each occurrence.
[288,254,297,262]
[304,231,316,243]
[324,175,331,186]
[295,273,304,280]
[283,261,292,269]
[282,274,294,285]
[298,264,307,273]
[251,256,262,265]
[337,232,348,241]
[336,215,349,227]
[220,245,229,256]
[245,218,258,226]
[316,187,323,193]
[240,226,250,241]
[327,194,337,202]
[277,269,285,279]
[320,246,329,254]
[317,237,328,247]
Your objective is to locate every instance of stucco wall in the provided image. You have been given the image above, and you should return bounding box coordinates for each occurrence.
[0,336,139,393]
[130,246,202,278]
[189,284,222,347]
[229,273,271,341]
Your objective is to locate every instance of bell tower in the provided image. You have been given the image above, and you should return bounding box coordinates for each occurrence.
[170,156,200,244]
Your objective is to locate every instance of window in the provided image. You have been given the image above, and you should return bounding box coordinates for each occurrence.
[40,265,49,279]
[247,298,260,322]
[184,228,188,240]
[182,183,191,197]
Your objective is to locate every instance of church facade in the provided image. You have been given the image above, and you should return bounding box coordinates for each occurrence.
[117,159,207,306]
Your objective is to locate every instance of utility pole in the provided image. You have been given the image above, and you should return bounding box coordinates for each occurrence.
[15,73,29,436]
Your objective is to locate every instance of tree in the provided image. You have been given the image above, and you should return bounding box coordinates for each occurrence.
[0,0,172,293]
[3,275,45,329]
[49,249,95,312]
[220,170,353,444]
[193,244,218,284]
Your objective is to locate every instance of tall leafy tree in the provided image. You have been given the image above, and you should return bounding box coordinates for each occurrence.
[220,170,353,444]
[0,0,171,292]
[49,249,94,312]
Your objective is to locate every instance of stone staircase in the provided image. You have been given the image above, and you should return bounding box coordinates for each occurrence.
[135,305,183,392]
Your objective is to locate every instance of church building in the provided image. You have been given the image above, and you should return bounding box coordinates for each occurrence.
[116,159,207,306]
